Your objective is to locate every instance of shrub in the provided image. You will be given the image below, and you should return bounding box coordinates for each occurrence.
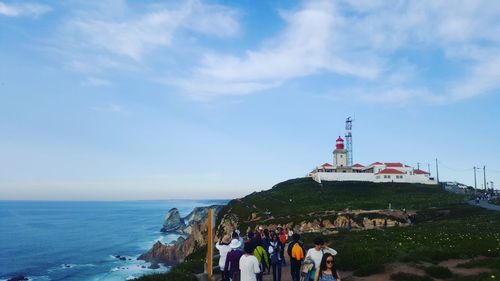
[424,266,453,279]
[353,263,384,276]
[390,272,433,281]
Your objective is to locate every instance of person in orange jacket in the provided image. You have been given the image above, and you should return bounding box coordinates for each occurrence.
[287,233,305,281]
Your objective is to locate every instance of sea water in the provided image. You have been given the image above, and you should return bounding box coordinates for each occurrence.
[0,200,226,281]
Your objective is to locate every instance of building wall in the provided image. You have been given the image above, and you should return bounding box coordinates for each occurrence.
[334,150,347,167]
[312,172,437,185]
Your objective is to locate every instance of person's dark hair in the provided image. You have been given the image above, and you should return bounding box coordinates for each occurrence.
[314,236,325,246]
[232,231,239,239]
[247,231,254,239]
[292,233,300,242]
[263,229,269,238]
[253,236,263,247]
[319,253,337,279]
[244,242,254,254]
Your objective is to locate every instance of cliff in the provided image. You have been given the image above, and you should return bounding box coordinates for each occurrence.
[139,204,223,265]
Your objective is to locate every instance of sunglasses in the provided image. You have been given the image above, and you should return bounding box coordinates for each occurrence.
[326,260,334,264]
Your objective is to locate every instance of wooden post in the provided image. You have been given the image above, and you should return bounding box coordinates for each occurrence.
[207,208,214,280]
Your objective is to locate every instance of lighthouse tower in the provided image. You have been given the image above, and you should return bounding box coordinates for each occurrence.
[333,136,348,168]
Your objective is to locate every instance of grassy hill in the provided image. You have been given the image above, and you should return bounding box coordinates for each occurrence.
[136,178,500,281]
[219,177,466,231]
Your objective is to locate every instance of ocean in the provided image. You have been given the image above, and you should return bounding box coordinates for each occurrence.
[0,200,226,281]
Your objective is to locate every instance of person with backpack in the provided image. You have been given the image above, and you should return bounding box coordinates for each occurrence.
[268,232,283,281]
[314,253,341,281]
[225,239,244,281]
[253,239,270,281]
[305,237,337,281]
[287,233,305,281]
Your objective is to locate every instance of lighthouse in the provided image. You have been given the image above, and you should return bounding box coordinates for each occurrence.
[333,136,348,168]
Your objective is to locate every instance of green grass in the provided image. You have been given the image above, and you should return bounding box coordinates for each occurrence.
[457,258,500,271]
[424,265,453,279]
[391,272,433,281]
[353,263,385,276]
[217,178,466,231]
[322,205,500,271]
[453,273,498,281]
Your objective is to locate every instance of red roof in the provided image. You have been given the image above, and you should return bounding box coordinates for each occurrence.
[336,136,344,142]
[385,162,404,168]
[369,162,384,166]
[414,169,430,175]
[322,163,333,167]
[375,168,405,175]
[352,163,365,168]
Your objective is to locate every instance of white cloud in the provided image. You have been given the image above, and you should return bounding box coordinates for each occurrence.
[177,0,382,98]
[0,1,51,17]
[62,0,239,61]
[80,77,112,87]
[175,0,500,103]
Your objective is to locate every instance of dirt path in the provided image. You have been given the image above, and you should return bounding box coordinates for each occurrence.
[469,199,500,212]
[213,254,491,281]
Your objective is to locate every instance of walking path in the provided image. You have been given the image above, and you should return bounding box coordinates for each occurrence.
[468,200,500,211]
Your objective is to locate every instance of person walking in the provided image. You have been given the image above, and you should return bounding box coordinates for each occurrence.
[216,234,232,281]
[253,239,270,281]
[240,243,261,281]
[305,236,337,281]
[225,239,244,281]
[278,228,287,266]
[268,232,283,281]
[287,233,305,281]
[314,253,341,281]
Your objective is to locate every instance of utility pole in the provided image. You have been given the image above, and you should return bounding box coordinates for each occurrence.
[483,166,487,191]
[435,159,440,183]
[427,163,431,174]
[473,166,477,195]
[417,162,420,170]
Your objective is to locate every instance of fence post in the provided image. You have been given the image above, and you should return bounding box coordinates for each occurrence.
[207,208,214,280]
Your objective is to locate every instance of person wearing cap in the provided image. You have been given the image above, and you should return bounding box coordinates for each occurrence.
[216,234,232,280]
[225,238,244,281]
[305,236,338,281]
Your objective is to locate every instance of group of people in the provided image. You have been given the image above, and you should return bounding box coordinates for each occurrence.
[216,226,341,281]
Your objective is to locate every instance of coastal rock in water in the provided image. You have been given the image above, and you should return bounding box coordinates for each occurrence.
[161,208,185,233]
[141,205,225,266]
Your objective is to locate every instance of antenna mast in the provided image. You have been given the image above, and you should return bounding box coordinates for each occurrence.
[345,117,353,166]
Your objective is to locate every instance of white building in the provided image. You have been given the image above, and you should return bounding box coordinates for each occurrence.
[309,137,437,185]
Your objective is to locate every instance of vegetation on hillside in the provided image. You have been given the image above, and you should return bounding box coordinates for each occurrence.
[138,178,500,280]
[218,177,466,231]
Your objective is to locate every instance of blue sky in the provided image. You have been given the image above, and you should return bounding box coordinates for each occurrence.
[1,0,499,200]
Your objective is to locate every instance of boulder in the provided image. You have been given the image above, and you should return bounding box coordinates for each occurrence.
[161,208,185,233]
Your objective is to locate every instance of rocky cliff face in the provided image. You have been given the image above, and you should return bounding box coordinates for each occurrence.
[224,209,412,235]
[161,208,185,233]
[139,205,223,265]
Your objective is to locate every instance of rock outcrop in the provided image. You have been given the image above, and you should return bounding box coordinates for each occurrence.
[161,208,185,233]
[140,205,224,266]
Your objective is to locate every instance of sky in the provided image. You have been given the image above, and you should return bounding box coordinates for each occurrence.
[1,0,500,200]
